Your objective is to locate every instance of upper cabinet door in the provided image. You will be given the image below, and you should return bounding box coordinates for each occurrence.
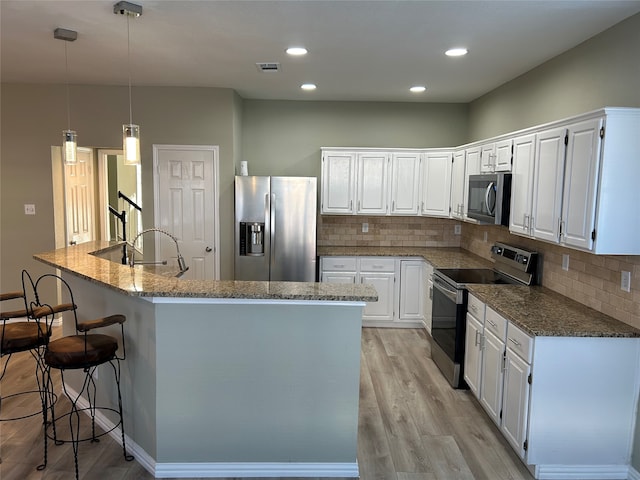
[321,151,356,214]
[421,151,452,218]
[509,134,536,237]
[390,152,421,215]
[561,118,603,250]
[450,149,466,219]
[480,142,496,173]
[495,139,513,172]
[531,127,567,243]
[357,152,390,215]
[464,146,482,219]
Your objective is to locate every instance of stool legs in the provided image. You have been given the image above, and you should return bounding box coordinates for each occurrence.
[40,360,133,480]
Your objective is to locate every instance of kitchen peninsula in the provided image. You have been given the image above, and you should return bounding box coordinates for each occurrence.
[34,241,377,479]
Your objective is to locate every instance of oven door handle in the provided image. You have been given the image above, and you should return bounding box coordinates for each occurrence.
[432,276,459,304]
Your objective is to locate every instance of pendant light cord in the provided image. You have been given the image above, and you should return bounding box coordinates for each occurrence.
[64,41,71,130]
[127,14,133,125]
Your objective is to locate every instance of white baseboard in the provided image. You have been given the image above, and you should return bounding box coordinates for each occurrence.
[64,383,359,478]
[534,464,631,479]
[628,466,640,480]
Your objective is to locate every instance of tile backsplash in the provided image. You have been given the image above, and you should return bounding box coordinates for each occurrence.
[318,215,640,329]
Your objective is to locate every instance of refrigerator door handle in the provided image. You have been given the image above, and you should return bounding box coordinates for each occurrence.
[270,193,276,266]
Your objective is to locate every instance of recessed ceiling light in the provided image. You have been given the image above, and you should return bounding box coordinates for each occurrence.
[410,85,427,93]
[445,47,468,57]
[301,83,316,91]
[286,47,308,56]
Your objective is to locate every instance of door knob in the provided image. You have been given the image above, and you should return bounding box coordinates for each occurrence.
[205,246,212,252]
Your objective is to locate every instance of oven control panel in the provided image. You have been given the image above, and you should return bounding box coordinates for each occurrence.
[491,242,537,273]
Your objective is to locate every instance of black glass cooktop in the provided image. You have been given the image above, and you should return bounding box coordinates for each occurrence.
[435,268,513,287]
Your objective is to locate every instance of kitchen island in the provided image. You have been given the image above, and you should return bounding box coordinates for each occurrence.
[34,241,377,479]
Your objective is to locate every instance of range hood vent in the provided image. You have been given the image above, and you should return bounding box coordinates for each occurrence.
[256,62,281,73]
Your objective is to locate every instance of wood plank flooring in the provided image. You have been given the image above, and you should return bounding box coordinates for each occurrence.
[1,327,535,480]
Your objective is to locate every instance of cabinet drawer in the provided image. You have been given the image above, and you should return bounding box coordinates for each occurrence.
[359,257,396,272]
[321,257,357,271]
[485,307,507,340]
[506,322,533,363]
[467,294,485,321]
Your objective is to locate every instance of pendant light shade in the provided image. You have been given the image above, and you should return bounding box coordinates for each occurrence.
[55,27,78,164]
[63,130,78,164]
[123,124,140,165]
[115,1,142,165]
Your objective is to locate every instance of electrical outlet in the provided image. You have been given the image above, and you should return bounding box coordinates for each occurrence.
[24,204,36,215]
[362,222,369,233]
[562,254,569,271]
[483,231,488,242]
[621,271,631,292]
[454,225,461,235]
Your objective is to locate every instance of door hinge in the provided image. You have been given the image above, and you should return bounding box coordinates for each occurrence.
[523,440,528,451]
[528,373,532,385]
[591,229,596,241]
[564,134,569,146]
[599,127,605,139]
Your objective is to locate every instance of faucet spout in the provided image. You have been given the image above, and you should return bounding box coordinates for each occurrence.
[128,228,189,276]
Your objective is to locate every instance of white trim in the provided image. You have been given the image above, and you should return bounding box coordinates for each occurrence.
[63,382,358,479]
[534,464,631,479]
[628,466,640,480]
[153,144,221,280]
[154,462,359,478]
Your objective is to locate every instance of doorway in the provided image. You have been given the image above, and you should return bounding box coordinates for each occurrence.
[153,144,220,280]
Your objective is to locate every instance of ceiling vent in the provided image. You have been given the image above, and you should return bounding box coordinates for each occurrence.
[256,62,281,73]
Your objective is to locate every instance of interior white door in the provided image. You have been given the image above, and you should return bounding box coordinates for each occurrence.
[65,147,96,246]
[154,145,219,280]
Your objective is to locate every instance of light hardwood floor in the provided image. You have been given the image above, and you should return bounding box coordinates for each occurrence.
[1,327,535,480]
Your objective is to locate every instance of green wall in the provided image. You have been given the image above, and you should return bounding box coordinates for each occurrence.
[241,100,469,178]
[468,13,640,141]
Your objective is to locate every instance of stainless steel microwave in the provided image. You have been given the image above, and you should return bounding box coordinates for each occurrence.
[467,173,512,225]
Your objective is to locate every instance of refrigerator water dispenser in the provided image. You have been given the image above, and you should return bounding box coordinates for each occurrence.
[239,222,264,256]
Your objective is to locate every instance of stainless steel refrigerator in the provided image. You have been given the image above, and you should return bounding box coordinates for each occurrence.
[234,176,317,282]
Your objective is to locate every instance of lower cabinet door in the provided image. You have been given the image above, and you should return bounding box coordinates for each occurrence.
[361,273,395,322]
[321,272,356,284]
[501,348,531,459]
[479,329,505,426]
[463,314,483,398]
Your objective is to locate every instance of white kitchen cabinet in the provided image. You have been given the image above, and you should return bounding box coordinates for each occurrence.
[420,151,452,218]
[480,329,505,427]
[480,142,496,173]
[319,256,357,284]
[359,258,397,324]
[390,152,421,215]
[321,151,356,214]
[530,126,567,243]
[463,312,483,398]
[449,149,466,219]
[463,146,481,220]
[398,260,425,324]
[494,139,513,172]
[509,134,536,237]
[356,152,390,215]
[424,262,434,334]
[501,340,531,460]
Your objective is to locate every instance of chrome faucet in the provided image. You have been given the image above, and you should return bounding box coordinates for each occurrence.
[128,228,189,276]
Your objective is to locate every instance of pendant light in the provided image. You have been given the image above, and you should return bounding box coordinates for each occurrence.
[54,27,78,165]
[114,1,143,165]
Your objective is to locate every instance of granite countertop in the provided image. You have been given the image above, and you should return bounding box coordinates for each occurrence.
[467,284,640,338]
[317,246,493,269]
[319,245,639,339]
[34,241,377,302]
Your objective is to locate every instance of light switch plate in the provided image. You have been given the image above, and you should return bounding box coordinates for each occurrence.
[562,254,569,271]
[362,222,369,233]
[454,225,461,235]
[24,204,36,215]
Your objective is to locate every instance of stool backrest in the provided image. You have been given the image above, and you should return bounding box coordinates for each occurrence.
[27,271,79,335]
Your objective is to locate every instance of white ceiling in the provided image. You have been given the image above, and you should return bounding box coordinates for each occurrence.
[2,0,639,103]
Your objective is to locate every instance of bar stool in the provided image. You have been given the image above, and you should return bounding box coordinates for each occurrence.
[32,273,134,479]
[0,271,53,423]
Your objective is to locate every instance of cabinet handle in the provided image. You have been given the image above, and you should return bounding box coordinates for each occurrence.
[358,200,361,211]
[350,200,353,211]
[508,337,521,346]
[334,264,345,268]
[530,216,534,234]
[469,304,477,314]
[392,200,395,211]
[429,286,433,300]
[487,319,497,327]
[421,201,425,212]
[474,331,481,346]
